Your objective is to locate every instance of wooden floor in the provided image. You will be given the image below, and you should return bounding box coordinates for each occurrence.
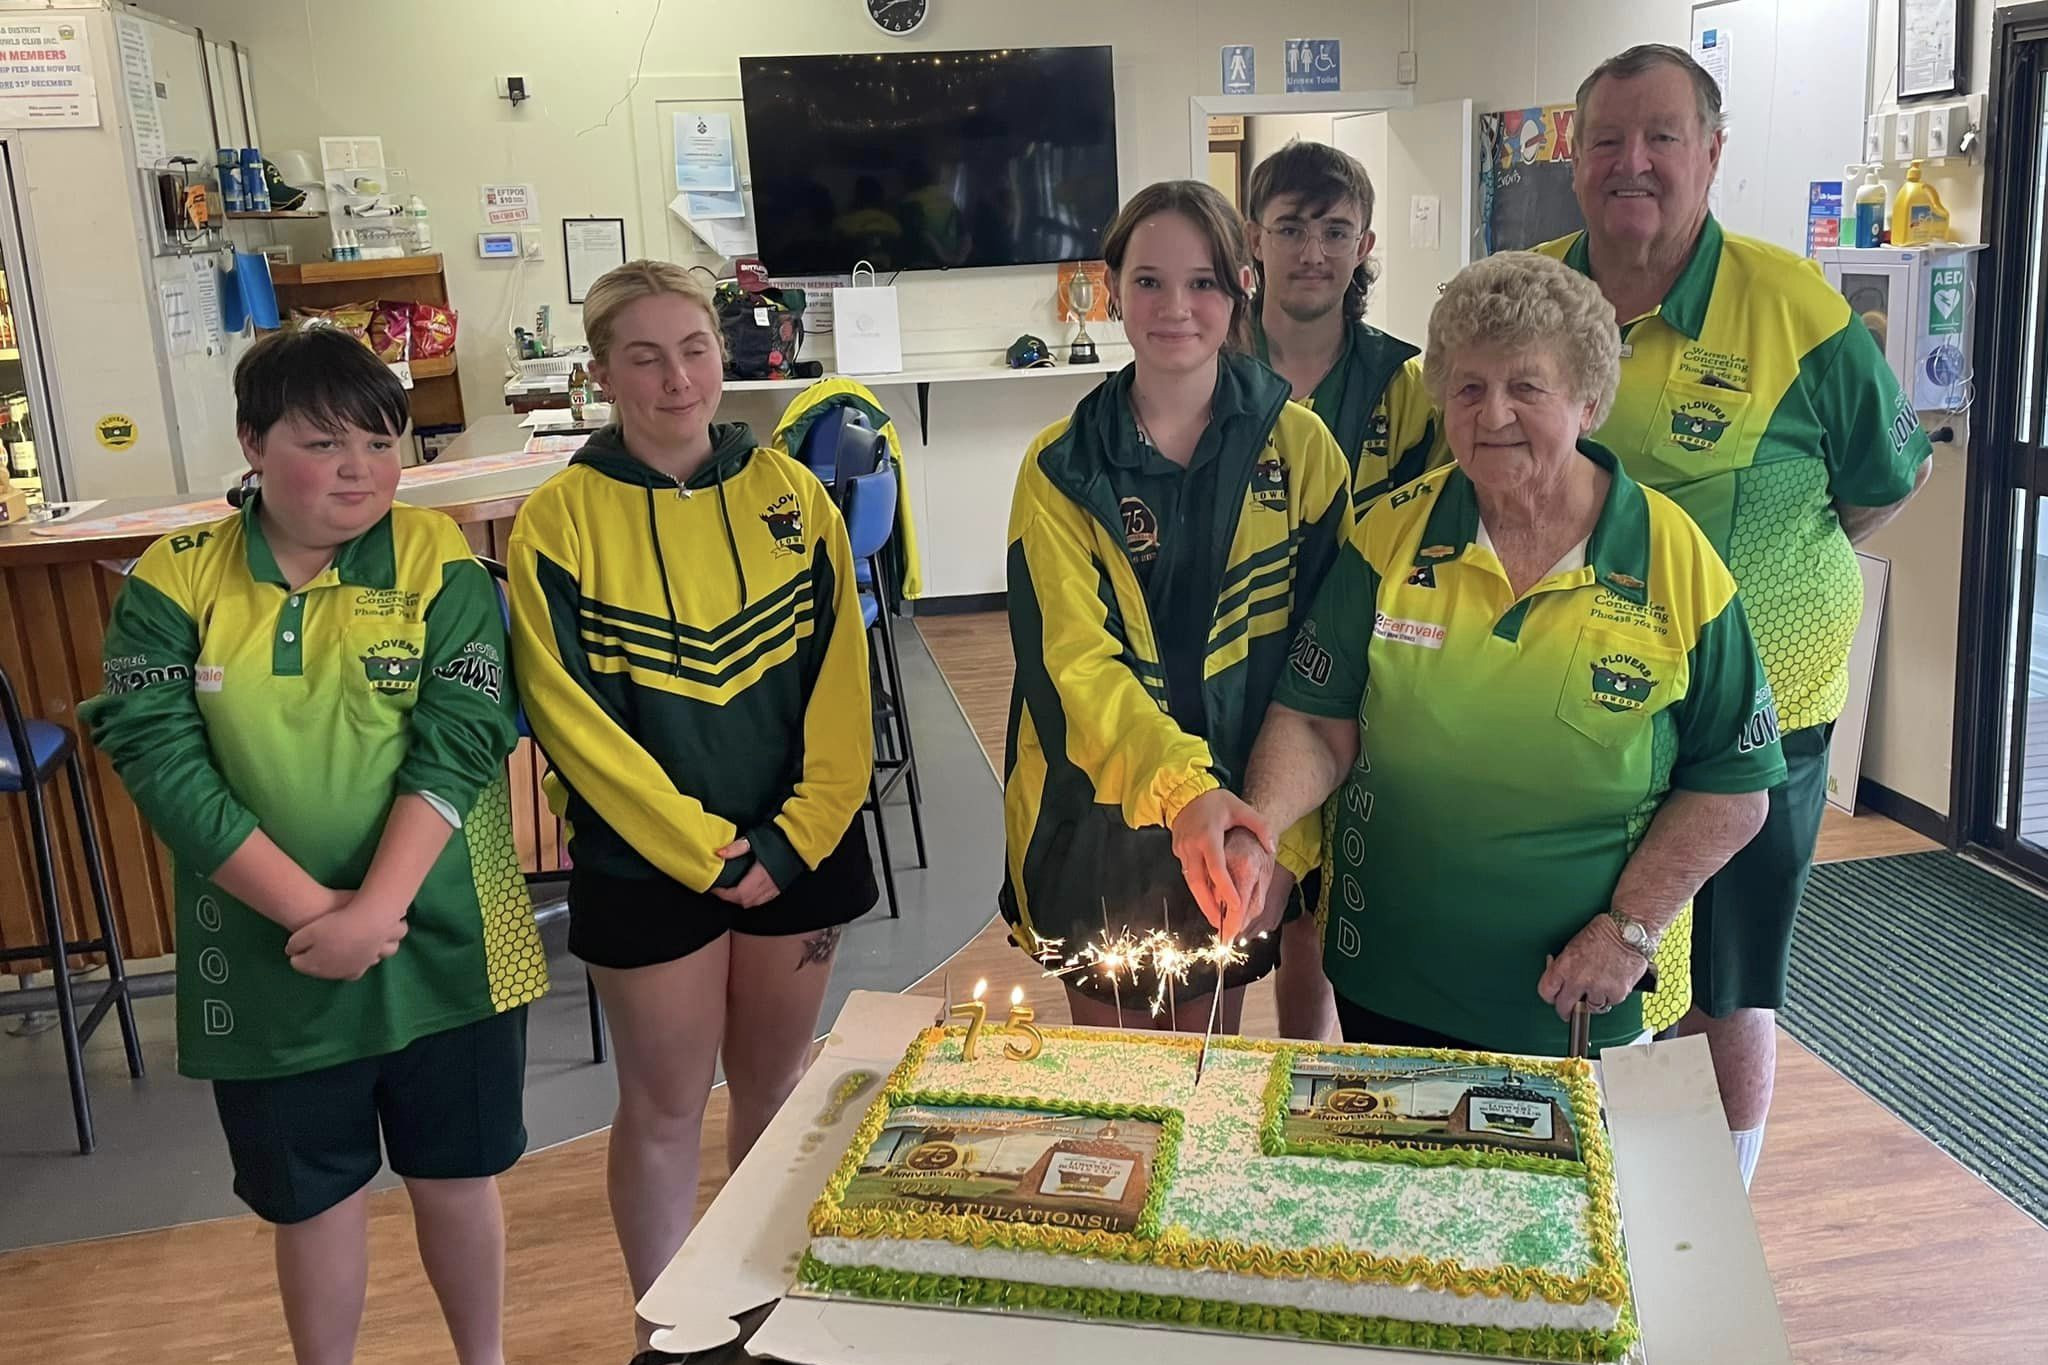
[5,612,2039,1365]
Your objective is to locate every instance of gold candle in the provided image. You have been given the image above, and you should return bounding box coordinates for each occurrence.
[1003,984,1044,1061]
[949,978,989,1059]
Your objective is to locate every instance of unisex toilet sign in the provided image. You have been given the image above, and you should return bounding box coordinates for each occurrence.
[1285,38,1340,93]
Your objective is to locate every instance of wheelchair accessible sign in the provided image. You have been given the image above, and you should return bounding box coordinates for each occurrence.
[1285,38,1340,93]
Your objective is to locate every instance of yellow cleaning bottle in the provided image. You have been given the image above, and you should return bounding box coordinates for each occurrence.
[1891,161,1952,244]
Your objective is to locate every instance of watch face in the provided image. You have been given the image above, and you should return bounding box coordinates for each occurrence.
[867,0,928,34]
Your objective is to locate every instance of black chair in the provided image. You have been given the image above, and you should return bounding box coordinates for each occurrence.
[0,662,143,1154]
[477,558,607,1065]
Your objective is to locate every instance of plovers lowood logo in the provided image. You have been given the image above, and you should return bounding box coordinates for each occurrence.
[1591,652,1655,712]
[1669,399,1732,452]
[1250,455,1288,509]
[761,493,804,556]
[359,638,424,694]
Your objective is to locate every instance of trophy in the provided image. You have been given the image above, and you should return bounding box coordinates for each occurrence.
[1065,268,1100,365]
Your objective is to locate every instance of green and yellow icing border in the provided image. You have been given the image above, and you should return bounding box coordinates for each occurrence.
[798,1251,1639,1363]
[1256,1046,1590,1178]
[807,1027,1632,1313]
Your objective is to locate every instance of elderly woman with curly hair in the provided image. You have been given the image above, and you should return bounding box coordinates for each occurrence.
[1171,251,1788,1058]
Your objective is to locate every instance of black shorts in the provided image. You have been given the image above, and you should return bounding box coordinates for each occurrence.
[211,1008,530,1225]
[1690,721,1833,1016]
[1334,994,1483,1051]
[568,822,878,969]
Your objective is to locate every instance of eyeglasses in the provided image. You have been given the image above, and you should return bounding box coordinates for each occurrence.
[1264,222,1364,253]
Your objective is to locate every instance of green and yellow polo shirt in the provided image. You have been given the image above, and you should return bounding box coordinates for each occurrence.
[1255,317,1447,517]
[82,500,548,1081]
[1536,218,1931,730]
[1273,444,1786,1054]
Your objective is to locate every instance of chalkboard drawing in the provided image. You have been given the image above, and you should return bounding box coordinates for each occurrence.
[1480,104,1587,256]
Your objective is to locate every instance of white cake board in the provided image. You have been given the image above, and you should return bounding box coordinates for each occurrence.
[637,990,1792,1365]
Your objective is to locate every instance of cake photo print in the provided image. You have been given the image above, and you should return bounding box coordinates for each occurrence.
[795,1026,1640,1363]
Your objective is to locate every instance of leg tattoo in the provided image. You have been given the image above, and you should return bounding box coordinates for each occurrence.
[795,926,842,972]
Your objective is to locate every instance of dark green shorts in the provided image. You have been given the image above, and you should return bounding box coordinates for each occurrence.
[211,1007,530,1225]
[1690,722,1833,1016]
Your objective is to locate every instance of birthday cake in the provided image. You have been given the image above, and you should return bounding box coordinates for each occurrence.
[798,1026,1636,1361]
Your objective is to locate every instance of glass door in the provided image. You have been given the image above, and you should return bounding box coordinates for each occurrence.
[1960,6,2048,876]
[0,138,63,509]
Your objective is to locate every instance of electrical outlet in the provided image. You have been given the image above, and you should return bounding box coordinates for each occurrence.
[1865,113,1889,164]
[521,229,544,260]
[1396,50,1417,84]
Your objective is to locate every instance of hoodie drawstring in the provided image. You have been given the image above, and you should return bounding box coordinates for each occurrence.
[643,484,685,675]
[714,468,749,609]
[642,462,751,677]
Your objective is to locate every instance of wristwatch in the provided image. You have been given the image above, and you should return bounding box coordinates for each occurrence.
[1605,908,1657,959]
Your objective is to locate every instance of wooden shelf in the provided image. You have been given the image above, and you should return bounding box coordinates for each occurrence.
[269,253,444,286]
[226,210,323,220]
[408,354,456,379]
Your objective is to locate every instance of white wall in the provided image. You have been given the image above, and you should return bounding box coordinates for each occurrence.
[136,0,1697,601]
[1847,0,2023,818]
[146,0,1434,423]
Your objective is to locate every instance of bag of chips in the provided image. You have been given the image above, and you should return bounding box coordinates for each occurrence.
[411,302,457,358]
[293,302,373,342]
[367,301,413,362]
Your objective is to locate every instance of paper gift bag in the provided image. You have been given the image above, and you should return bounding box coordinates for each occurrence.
[831,261,902,376]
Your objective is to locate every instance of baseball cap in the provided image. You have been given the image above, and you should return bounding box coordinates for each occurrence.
[1005,334,1057,369]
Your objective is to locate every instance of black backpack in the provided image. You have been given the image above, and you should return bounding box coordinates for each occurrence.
[715,282,805,380]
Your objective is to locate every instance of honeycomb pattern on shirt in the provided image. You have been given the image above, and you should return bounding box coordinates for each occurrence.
[468,774,551,1010]
[1630,717,1693,1033]
[1723,459,1859,732]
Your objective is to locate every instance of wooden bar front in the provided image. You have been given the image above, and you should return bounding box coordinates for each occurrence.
[0,429,565,967]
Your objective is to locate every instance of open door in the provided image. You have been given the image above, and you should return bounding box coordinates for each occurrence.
[1378,100,1475,346]
[1330,113,1390,332]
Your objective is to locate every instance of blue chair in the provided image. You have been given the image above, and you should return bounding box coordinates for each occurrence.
[796,406,887,497]
[0,661,143,1154]
[843,465,927,917]
[477,557,606,1066]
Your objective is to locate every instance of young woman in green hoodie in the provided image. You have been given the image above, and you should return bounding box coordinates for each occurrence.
[506,261,875,1362]
[1001,181,1354,1034]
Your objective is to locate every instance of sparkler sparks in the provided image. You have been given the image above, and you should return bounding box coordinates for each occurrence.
[1033,925,1249,1019]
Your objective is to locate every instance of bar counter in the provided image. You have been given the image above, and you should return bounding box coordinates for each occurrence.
[0,417,566,964]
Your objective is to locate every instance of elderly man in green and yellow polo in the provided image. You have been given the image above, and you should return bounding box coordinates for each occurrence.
[1534,43,1933,1186]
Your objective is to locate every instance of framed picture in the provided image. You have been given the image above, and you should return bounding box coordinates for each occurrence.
[1898,0,1966,100]
[562,216,627,304]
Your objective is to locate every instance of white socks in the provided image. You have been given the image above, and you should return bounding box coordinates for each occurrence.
[1731,1122,1766,1188]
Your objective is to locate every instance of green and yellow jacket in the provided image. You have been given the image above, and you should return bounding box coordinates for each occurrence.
[507,422,871,894]
[768,377,923,599]
[1001,354,1354,947]
[1253,316,1448,516]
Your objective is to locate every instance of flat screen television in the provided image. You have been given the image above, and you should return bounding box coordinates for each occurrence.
[738,46,1119,275]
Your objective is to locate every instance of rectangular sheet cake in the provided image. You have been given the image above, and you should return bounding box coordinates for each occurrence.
[797,1026,1636,1361]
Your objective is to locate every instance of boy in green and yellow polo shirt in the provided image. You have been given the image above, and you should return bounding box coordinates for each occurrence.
[84,326,546,1365]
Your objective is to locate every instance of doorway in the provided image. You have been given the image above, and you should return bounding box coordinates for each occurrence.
[1956,2,2048,879]
[1191,96,1475,347]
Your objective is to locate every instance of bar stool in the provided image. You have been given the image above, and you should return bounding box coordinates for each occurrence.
[843,464,927,919]
[0,662,144,1154]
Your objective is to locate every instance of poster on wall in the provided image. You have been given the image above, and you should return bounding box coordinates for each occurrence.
[0,18,99,128]
[1477,104,1583,255]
